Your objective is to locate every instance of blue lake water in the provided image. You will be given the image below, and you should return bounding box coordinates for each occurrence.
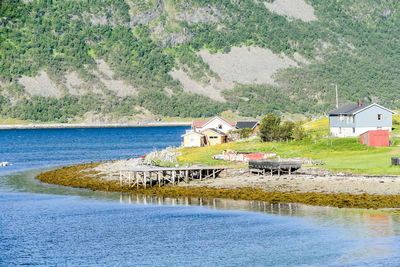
[1,127,400,266]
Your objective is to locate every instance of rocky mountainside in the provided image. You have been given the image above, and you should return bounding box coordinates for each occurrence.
[0,0,399,122]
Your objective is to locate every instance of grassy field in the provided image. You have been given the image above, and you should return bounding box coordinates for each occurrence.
[303,117,329,130]
[177,117,400,175]
[0,118,30,125]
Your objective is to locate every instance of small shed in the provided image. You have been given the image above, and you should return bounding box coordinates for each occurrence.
[202,128,227,146]
[182,131,206,147]
[360,130,389,147]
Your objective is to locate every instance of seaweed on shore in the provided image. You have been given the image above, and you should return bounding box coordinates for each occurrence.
[36,163,400,209]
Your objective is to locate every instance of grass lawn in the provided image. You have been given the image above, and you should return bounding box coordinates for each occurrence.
[177,135,400,175]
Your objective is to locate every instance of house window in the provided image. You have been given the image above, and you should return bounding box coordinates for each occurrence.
[352,128,355,134]
[210,136,218,139]
[218,124,223,129]
[347,115,354,124]
[339,115,344,122]
[377,114,383,120]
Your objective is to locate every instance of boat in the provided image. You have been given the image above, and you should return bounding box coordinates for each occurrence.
[248,160,302,174]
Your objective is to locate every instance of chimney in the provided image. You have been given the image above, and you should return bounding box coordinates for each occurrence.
[357,99,362,107]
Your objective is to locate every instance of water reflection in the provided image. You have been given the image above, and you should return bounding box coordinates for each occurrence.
[117,192,300,214]
[115,192,400,264]
[2,168,400,264]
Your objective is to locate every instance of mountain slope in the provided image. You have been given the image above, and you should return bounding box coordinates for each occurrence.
[0,0,399,122]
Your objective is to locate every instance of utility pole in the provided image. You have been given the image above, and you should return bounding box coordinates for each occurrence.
[333,84,338,108]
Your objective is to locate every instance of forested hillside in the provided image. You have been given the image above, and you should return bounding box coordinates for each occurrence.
[1,0,399,122]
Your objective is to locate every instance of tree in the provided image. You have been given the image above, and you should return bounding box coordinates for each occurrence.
[279,120,295,140]
[259,114,305,142]
[259,113,281,142]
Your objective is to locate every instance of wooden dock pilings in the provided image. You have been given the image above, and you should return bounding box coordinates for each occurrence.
[119,166,228,188]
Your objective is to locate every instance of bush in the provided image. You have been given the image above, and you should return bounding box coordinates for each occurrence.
[259,113,305,142]
[229,128,254,141]
[292,123,306,141]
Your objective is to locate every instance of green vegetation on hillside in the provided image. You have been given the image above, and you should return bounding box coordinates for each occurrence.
[1,0,399,121]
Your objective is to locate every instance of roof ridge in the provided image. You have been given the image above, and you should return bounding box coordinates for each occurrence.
[328,102,394,115]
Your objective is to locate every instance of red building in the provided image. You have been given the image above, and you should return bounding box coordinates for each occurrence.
[360,130,389,147]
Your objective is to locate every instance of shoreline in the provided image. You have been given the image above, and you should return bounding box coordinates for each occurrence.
[35,161,400,209]
[0,121,191,130]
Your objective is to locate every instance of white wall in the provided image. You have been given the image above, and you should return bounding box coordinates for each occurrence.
[330,126,392,137]
[196,118,235,134]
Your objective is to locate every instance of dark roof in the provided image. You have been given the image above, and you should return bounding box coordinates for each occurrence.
[201,128,226,136]
[328,104,369,115]
[235,121,258,129]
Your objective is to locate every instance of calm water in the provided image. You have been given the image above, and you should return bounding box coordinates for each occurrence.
[1,127,400,266]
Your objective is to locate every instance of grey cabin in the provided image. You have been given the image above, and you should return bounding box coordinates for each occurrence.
[328,102,394,137]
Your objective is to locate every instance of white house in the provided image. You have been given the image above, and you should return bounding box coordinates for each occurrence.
[191,116,236,134]
[328,102,395,137]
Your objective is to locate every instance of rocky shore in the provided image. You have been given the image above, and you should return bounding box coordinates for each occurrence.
[184,167,400,196]
[35,159,400,209]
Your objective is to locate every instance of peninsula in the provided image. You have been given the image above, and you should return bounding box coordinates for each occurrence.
[36,115,400,209]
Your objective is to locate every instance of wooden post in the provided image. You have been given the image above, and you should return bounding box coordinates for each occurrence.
[144,172,147,189]
[289,167,291,176]
[278,168,281,177]
[128,172,131,187]
[185,170,189,183]
[213,169,216,179]
[134,171,137,188]
[158,171,161,187]
[148,171,151,188]
[119,171,122,186]
[200,170,203,181]
[150,171,153,187]
[270,168,273,177]
[172,171,176,184]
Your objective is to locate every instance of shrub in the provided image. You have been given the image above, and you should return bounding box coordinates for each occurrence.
[259,113,305,142]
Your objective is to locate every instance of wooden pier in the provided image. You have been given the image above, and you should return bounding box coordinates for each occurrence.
[119,166,229,188]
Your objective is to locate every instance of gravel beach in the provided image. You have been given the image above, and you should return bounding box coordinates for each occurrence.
[92,160,400,195]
